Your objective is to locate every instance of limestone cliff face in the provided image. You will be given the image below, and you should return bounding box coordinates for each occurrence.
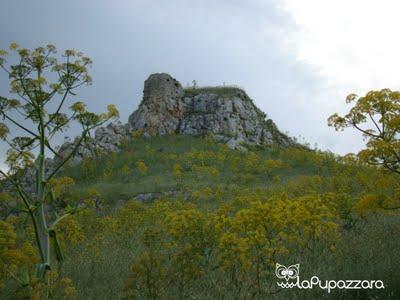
[128,73,292,149]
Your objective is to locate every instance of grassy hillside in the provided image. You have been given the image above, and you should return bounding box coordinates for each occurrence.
[2,135,400,299]
[61,135,350,202]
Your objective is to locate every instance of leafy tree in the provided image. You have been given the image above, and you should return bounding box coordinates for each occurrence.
[0,43,119,281]
[328,89,400,175]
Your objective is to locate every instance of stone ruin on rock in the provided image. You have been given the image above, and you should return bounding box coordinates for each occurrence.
[56,73,293,165]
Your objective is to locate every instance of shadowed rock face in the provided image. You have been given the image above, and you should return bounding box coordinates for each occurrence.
[128,73,292,149]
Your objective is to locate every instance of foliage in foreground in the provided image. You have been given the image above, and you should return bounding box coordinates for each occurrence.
[0,43,118,298]
[329,88,400,179]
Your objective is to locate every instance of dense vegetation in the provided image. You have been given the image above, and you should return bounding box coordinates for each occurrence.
[2,134,399,299]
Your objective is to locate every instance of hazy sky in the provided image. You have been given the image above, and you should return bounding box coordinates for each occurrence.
[1,0,400,169]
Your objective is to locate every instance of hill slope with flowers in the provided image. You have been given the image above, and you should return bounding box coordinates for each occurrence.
[3,134,394,299]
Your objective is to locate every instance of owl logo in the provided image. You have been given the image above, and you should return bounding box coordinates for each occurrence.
[275,263,300,282]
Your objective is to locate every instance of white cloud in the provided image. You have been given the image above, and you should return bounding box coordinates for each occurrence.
[282,0,400,94]
[273,0,400,155]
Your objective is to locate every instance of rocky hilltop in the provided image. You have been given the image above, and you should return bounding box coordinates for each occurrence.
[128,73,292,150]
[58,73,293,164]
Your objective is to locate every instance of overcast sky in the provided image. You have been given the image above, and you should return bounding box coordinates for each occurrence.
[1,0,400,170]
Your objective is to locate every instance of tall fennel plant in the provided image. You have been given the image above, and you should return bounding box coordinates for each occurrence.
[0,43,119,277]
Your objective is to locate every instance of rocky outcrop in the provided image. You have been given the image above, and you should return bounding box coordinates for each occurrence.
[128,73,292,149]
[2,122,131,195]
[56,122,129,165]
